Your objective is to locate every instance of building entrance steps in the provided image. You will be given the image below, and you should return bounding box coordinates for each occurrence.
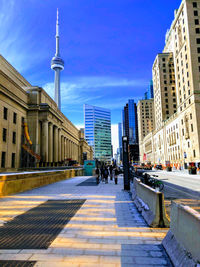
[0,175,172,266]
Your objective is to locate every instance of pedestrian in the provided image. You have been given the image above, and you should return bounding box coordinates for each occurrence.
[109,165,113,180]
[104,167,109,184]
[100,165,104,182]
[95,167,100,184]
[114,167,118,185]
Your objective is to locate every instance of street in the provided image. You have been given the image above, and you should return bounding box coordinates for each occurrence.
[145,170,200,216]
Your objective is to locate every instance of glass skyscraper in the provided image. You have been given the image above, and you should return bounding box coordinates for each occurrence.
[122,100,138,144]
[84,104,112,162]
[144,80,154,100]
[118,122,122,161]
[128,99,138,145]
[122,99,139,162]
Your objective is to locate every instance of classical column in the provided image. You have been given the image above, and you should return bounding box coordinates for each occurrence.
[61,135,64,161]
[71,141,73,159]
[67,139,70,158]
[42,120,48,162]
[64,138,67,159]
[48,122,53,163]
[53,126,58,163]
[58,129,61,162]
[69,140,72,159]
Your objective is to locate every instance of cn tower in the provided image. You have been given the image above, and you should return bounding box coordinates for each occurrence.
[51,9,64,110]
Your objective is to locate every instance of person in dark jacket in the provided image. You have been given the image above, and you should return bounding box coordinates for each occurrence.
[100,166,104,182]
[109,165,113,180]
[114,167,119,184]
[104,167,109,184]
[95,167,100,184]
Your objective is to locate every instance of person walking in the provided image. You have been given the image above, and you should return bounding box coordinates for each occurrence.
[100,165,104,182]
[104,166,109,184]
[114,167,118,185]
[95,167,100,184]
[109,165,113,180]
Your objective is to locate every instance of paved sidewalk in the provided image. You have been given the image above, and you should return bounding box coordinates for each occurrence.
[0,175,172,267]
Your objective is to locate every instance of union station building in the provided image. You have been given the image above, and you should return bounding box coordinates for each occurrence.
[0,55,93,172]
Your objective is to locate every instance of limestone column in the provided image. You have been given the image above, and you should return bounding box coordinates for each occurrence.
[58,129,61,162]
[48,122,53,163]
[64,138,67,159]
[53,126,58,163]
[70,140,72,159]
[71,141,73,159]
[61,135,64,161]
[42,120,48,162]
[67,139,70,158]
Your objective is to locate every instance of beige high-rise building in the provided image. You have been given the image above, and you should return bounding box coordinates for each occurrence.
[139,0,200,167]
[0,55,93,171]
[137,99,155,143]
[137,99,155,162]
[152,53,177,130]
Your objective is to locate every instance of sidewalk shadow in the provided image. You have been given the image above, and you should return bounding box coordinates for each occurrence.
[115,190,147,228]
[121,244,173,266]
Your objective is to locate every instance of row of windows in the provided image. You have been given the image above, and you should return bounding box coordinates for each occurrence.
[2,128,16,144]
[1,152,15,168]
[3,107,17,124]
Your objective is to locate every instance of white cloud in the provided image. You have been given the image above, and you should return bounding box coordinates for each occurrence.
[43,76,146,111]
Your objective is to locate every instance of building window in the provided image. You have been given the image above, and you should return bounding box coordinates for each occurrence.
[1,152,6,168]
[3,107,8,120]
[194,10,198,16]
[188,142,190,148]
[12,132,16,144]
[191,124,194,132]
[193,2,197,8]
[190,113,192,119]
[193,150,196,157]
[3,128,7,142]
[195,19,199,25]
[13,112,17,124]
[182,129,184,136]
[11,153,15,168]
[196,28,200,34]
[196,38,200,44]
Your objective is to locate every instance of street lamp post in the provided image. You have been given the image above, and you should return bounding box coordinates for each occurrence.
[122,136,130,191]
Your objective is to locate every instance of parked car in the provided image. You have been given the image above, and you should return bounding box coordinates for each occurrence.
[155,164,163,170]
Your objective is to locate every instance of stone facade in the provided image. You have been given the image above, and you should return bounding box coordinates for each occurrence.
[139,0,200,167]
[0,55,93,171]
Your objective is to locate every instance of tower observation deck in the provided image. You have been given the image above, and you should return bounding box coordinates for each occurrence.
[51,9,64,110]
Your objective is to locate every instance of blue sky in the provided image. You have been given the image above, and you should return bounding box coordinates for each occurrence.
[0,0,181,151]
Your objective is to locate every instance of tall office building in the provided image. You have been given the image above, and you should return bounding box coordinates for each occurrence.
[152,53,177,130]
[51,9,64,110]
[122,100,139,162]
[144,80,154,100]
[137,99,155,142]
[122,100,138,144]
[84,104,112,162]
[118,122,122,161]
[138,0,200,166]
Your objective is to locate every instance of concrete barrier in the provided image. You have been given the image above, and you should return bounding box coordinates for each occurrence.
[162,202,200,267]
[131,178,170,227]
[0,168,84,197]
